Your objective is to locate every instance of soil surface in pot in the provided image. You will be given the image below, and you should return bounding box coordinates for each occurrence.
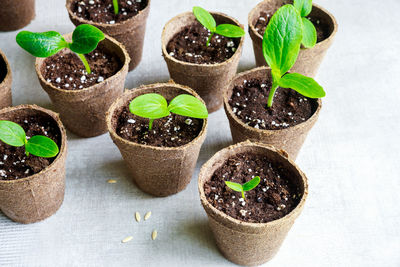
[0,114,62,181]
[42,48,121,90]
[115,106,203,147]
[0,55,6,83]
[204,152,302,223]
[166,22,239,64]
[228,78,318,130]
[71,0,148,24]
[254,11,330,43]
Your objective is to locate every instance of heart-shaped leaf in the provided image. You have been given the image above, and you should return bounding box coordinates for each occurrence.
[168,94,208,119]
[0,121,26,147]
[25,135,59,158]
[129,93,170,119]
[16,31,68,58]
[193,6,216,32]
[293,0,313,17]
[301,17,317,48]
[69,24,105,54]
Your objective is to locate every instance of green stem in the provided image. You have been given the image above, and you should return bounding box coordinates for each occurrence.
[267,81,279,108]
[241,190,245,200]
[149,119,154,130]
[206,32,214,47]
[77,53,91,74]
[113,0,119,14]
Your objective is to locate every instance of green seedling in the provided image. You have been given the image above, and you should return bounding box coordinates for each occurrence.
[225,176,261,200]
[293,0,317,48]
[263,4,325,108]
[129,93,208,130]
[113,0,119,15]
[0,120,59,158]
[16,24,105,74]
[192,6,245,47]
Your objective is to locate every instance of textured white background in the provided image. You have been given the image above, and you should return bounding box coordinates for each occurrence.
[0,0,399,266]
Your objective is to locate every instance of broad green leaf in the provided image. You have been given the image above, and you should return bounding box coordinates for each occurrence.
[16,31,68,58]
[262,5,303,79]
[293,0,313,17]
[69,24,105,54]
[129,93,170,119]
[168,94,208,119]
[278,73,325,98]
[193,6,216,32]
[301,17,317,48]
[215,24,245,38]
[25,135,59,158]
[225,181,243,193]
[0,121,26,147]
[243,176,261,191]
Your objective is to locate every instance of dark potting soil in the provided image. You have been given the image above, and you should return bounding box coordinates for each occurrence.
[228,78,318,130]
[116,106,204,147]
[0,114,61,181]
[0,55,6,83]
[71,0,148,24]
[42,48,121,90]
[166,22,240,64]
[254,11,330,43]
[204,152,302,223]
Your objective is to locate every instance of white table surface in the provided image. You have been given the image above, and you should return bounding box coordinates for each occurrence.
[1,0,399,266]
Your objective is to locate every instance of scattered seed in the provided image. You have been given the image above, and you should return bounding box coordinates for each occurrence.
[144,211,151,221]
[122,236,133,243]
[151,230,157,240]
[135,212,141,222]
[107,179,117,184]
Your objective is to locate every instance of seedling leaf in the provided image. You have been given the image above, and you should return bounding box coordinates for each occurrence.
[215,24,245,38]
[16,31,67,58]
[301,17,317,48]
[293,0,313,17]
[193,6,216,32]
[0,121,26,147]
[69,24,105,54]
[279,73,325,98]
[26,135,59,158]
[242,176,261,191]
[225,181,243,193]
[168,94,208,119]
[129,93,170,119]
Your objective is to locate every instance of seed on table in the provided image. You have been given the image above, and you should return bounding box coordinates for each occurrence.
[151,230,157,240]
[135,212,141,222]
[144,211,151,221]
[122,236,133,243]
[107,179,117,184]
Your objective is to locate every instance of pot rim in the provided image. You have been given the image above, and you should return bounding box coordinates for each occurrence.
[223,66,322,134]
[248,1,338,50]
[0,104,67,185]
[161,11,245,68]
[106,82,208,151]
[65,0,151,28]
[198,140,308,229]
[0,49,12,87]
[35,33,130,95]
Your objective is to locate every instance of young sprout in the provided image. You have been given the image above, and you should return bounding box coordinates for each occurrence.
[262,5,325,108]
[113,0,119,15]
[293,0,317,48]
[225,176,261,201]
[16,24,105,75]
[129,93,208,130]
[192,6,245,47]
[0,121,59,158]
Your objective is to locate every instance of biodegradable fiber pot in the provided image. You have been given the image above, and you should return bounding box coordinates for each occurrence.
[224,67,321,160]
[66,0,150,71]
[198,141,308,266]
[0,105,67,224]
[36,33,130,138]
[106,83,208,197]
[248,0,338,77]
[0,0,35,31]
[162,12,245,113]
[0,49,12,109]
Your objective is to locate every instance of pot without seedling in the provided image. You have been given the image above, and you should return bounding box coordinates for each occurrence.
[0,49,12,109]
[0,0,35,31]
[107,83,208,197]
[0,105,67,224]
[249,0,338,77]
[66,0,150,71]
[162,7,245,113]
[224,5,324,159]
[198,141,308,266]
[16,24,130,137]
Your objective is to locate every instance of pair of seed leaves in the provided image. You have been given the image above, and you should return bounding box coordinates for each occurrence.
[263,4,325,107]
[16,24,105,74]
[0,121,59,158]
[225,176,261,200]
[193,6,245,46]
[129,93,208,130]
